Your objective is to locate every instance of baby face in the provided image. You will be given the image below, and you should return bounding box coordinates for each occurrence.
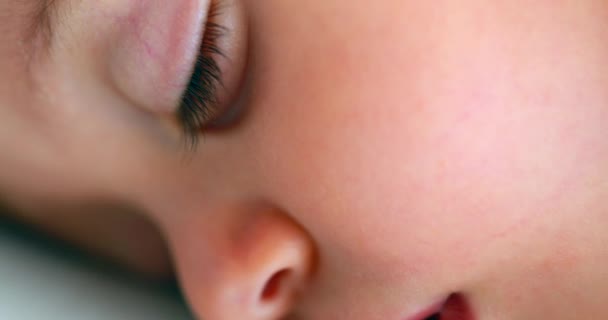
[2,0,608,319]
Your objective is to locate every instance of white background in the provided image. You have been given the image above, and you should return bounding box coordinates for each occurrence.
[0,221,194,320]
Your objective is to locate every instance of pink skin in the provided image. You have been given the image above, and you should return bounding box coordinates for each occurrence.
[2,0,608,319]
[105,0,207,112]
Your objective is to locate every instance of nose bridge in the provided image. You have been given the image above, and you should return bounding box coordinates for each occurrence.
[165,205,315,320]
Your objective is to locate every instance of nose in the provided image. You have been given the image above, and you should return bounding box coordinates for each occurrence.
[166,209,315,320]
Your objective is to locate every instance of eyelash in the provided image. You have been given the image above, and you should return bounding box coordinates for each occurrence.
[178,3,228,148]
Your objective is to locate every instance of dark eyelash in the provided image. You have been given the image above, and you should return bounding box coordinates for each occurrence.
[178,4,228,149]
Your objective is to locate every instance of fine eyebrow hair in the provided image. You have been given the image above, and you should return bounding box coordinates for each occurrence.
[29,0,58,51]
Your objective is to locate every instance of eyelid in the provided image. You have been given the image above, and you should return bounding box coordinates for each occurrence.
[107,0,211,114]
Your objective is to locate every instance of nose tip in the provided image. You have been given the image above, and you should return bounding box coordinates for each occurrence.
[217,234,312,320]
[169,210,315,320]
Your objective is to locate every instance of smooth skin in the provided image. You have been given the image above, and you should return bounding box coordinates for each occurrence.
[2,0,608,319]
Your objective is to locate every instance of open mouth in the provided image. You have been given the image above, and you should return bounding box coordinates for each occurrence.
[419,293,475,320]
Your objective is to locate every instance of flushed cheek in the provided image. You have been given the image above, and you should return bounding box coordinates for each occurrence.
[257,66,577,292]
[246,0,601,299]
[280,116,572,300]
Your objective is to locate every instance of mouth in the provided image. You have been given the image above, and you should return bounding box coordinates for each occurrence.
[410,293,475,320]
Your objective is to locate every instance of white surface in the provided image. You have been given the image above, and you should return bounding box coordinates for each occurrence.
[0,224,194,320]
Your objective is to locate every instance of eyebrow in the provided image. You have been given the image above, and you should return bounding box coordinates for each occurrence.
[21,0,59,91]
[30,0,58,51]
[6,0,59,114]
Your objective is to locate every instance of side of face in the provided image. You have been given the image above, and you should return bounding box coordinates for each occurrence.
[2,1,608,319]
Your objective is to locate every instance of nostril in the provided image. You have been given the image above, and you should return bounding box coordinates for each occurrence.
[261,269,293,301]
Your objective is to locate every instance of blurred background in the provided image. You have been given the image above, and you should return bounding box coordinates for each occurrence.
[0,217,194,320]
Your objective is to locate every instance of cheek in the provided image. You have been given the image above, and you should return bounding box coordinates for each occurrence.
[246,0,605,290]
[256,79,579,290]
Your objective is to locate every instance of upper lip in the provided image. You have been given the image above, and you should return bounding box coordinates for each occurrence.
[439,293,476,320]
[405,293,475,320]
[404,297,447,320]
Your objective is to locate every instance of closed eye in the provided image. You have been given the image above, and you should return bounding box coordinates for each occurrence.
[177,0,248,150]
[178,14,228,148]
